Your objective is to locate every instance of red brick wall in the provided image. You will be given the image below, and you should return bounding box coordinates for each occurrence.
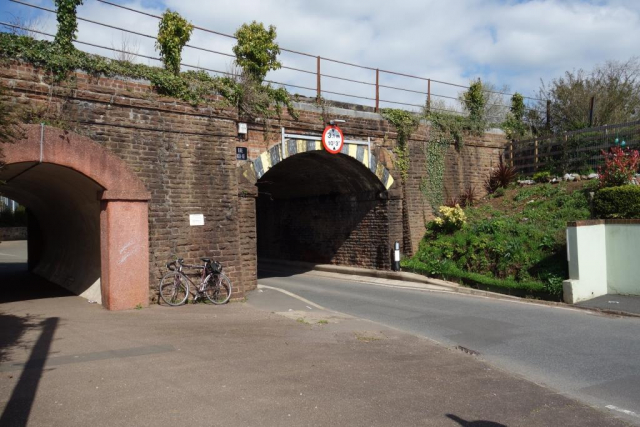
[0,63,507,296]
[0,64,247,299]
[256,192,391,269]
[404,130,507,255]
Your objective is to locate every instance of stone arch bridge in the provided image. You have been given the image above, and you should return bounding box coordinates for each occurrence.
[0,64,507,309]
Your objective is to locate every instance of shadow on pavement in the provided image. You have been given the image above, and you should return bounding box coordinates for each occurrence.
[0,263,73,304]
[0,316,59,427]
[446,413,508,427]
[0,313,38,364]
[257,259,314,280]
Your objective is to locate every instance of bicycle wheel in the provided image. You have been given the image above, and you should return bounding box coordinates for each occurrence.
[159,271,189,306]
[204,273,232,305]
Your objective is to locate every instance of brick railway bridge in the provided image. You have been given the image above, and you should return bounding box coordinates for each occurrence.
[0,64,506,309]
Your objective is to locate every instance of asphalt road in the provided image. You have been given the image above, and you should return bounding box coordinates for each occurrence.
[2,241,630,426]
[257,269,640,424]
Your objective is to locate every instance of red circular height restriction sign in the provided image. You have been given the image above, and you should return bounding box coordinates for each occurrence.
[322,125,344,154]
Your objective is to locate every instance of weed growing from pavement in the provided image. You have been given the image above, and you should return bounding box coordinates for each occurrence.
[317,320,328,325]
[355,333,382,342]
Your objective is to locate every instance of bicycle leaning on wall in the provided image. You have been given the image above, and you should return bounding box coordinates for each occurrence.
[159,258,232,306]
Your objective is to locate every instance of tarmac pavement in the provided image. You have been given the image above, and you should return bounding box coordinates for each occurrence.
[0,241,633,426]
[577,295,640,316]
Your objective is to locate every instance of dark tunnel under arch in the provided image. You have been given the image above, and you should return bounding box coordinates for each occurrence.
[254,146,397,270]
[0,124,151,310]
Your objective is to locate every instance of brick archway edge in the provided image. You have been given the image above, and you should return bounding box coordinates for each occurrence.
[245,139,395,190]
[2,124,151,310]
[4,124,150,201]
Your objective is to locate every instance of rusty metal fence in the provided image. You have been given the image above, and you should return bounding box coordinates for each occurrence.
[508,120,640,176]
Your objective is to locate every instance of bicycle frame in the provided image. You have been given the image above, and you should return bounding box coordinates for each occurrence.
[160,257,231,306]
[170,260,221,298]
[178,264,211,293]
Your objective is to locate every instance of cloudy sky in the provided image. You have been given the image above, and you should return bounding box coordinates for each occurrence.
[2,0,639,113]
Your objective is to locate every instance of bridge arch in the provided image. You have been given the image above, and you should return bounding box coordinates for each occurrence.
[250,138,394,191]
[0,124,150,310]
[243,138,398,270]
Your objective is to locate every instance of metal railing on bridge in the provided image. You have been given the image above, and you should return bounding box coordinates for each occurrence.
[5,0,543,120]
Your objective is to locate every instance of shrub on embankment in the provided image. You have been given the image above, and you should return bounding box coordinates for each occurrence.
[593,185,640,219]
[402,182,594,300]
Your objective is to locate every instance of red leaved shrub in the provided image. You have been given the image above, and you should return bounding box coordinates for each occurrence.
[598,147,640,188]
[485,155,516,193]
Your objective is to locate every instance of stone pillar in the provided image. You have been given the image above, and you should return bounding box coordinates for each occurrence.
[99,193,150,310]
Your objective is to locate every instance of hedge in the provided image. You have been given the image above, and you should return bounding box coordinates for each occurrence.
[593,185,640,219]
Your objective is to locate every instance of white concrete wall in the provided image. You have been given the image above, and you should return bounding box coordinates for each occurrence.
[564,221,640,303]
[605,224,640,295]
[563,224,607,303]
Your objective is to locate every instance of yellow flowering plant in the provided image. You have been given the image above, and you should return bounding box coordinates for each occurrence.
[431,204,466,233]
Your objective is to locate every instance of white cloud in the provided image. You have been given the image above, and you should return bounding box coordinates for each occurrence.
[6,0,639,112]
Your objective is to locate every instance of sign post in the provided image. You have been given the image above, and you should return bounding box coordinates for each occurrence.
[322,125,344,154]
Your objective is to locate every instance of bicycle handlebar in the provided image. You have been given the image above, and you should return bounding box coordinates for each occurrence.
[167,257,221,272]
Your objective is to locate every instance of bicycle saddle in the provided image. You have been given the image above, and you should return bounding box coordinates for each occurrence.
[200,257,211,263]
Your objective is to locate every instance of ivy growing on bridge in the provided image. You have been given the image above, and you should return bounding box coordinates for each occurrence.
[233,21,281,82]
[155,10,194,76]
[420,82,489,214]
[420,113,453,213]
[53,0,83,53]
[230,21,297,126]
[0,22,296,121]
[501,92,527,140]
[462,79,487,133]
[1,3,296,125]
[381,108,419,182]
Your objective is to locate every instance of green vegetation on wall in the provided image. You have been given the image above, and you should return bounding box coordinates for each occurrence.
[462,79,486,132]
[420,91,488,212]
[155,10,194,76]
[229,21,297,126]
[420,129,448,212]
[53,0,83,53]
[0,29,296,121]
[233,21,281,82]
[381,108,419,182]
[501,92,528,140]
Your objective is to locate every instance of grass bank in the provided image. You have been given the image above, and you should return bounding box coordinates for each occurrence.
[402,181,595,300]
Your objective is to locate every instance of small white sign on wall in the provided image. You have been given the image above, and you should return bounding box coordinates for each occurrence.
[189,214,205,226]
